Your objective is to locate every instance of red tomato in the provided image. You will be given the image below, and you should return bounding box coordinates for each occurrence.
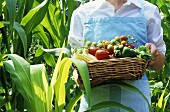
[88,46,100,56]
[120,35,127,41]
[107,49,114,55]
[125,44,136,49]
[95,50,109,60]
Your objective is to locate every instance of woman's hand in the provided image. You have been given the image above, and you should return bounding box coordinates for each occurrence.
[145,43,165,72]
[145,43,159,65]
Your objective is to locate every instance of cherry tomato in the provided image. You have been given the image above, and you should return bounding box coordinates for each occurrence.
[88,46,100,56]
[92,42,97,47]
[107,44,113,50]
[97,42,103,48]
[104,41,110,49]
[120,35,127,41]
[111,39,116,45]
[114,36,120,41]
[125,44,136,49]
[95,50,109,60]
[107,44,114,54]
[121,40,127,45]
[85,41,92,47]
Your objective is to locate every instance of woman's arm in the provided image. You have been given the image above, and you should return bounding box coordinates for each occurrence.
[146,5,166,72]
[145,43,165,72]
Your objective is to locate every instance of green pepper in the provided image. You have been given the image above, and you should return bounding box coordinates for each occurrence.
[122,47,138,57]
[122,46,131,57]
[129,49,139,57]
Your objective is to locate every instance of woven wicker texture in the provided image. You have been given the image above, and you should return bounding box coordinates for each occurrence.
[76,57,148,87]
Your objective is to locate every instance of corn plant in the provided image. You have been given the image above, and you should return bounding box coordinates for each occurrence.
[0,0,79,111]
[1,50,83,112]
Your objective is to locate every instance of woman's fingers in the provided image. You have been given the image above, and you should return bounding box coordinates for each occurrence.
[145,43,159,65]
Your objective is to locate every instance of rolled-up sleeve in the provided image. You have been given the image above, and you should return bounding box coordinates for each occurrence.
[147,7,166,55]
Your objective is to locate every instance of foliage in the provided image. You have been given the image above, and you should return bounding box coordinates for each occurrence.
[2,51,84,112]
[0,0,78,111]
[0,0,169,112]
[145,0,170,111]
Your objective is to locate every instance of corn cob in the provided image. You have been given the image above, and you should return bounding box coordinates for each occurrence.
[73,53,97,62]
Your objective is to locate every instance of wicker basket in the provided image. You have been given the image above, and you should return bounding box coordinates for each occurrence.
[75,57,149,87]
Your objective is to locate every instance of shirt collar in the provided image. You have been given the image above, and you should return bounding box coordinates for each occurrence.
[95,0,143,10]
[127,0,143,8]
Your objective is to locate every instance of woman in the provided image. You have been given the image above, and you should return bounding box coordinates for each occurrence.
[68,0,166,111]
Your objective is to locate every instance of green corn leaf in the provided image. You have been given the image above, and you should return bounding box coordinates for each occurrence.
[6,110,19,112]
[0,97,9,108]
[42,47,71,57]
[5,0,17,30]
[70,58,91,107]
[163,92,170,112]
[43,53,56,67]
[3,56,33,111]
[25,0,34,14]
[50,45,65,87]
[21,0,49,35]
[3,54,53,112]
[5,54,33,98]
[31,47,45,64]
[16,0,26,23]
[51,4,61,37]
[41,4,60,47]
[156,79,169,112]
[32,0,48,10]
[33,25,49,48]
[66,93,84,112]
[0,54,7,62]
[67,0,76,31]
[54,58,72,112]
[0,22,4,28]
[160,5,170,16]
[157,0,165,7]
[49,45,65,111]
[30,64,49,112]
[151,0,157,4]
[35,46,44,57]
[85,101,135,112]
[13,22,27,57]
[2,22,27,57]
[52,57,91,111]
[0,0,4,15]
